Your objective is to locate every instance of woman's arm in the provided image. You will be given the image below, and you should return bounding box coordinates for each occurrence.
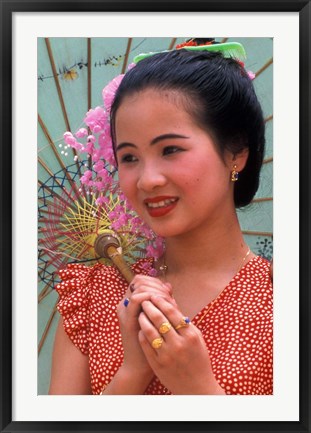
[100,364,153,395]
[49,317,92,395]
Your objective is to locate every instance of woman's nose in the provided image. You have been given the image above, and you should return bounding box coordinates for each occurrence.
[136,164,167,192]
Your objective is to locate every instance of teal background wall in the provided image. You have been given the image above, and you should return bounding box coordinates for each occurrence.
[38,37,273,394]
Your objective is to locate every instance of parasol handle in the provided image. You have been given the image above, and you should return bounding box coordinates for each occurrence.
[94,234,135,284]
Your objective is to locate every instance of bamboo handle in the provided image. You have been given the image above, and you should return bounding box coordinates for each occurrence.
[106,245,135,283]
[94,234,135,283]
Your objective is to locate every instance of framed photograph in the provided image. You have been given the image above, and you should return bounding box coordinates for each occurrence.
[1,0,310,432]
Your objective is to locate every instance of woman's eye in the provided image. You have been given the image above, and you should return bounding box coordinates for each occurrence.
[162,146,184,156]
[119,154,138,164]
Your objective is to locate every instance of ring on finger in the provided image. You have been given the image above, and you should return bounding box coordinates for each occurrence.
[159,321,172,335]
[151,337,163,349]
[175,316,191,330]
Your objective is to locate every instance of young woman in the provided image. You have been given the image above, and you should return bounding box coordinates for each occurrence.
[49,42,273,395]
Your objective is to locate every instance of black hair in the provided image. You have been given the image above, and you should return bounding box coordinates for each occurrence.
[111,49,265,208]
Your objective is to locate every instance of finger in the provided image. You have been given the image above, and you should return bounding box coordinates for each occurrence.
[141,300,179,343]
[130,284,172,297]
[124,281,170,302]
[149,296,191,334]
[122,292,175,319]
[164,282,172,291]
[138,312,165,353]
[138,329,158,360]
[130,275,173,294]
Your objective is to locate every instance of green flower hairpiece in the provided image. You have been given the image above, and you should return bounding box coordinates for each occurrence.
[133,42,246,64]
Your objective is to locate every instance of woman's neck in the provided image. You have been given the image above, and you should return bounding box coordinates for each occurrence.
[163,213,250,275]
[157,215,253,320]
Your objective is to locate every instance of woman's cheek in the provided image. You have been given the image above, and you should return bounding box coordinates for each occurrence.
[119,172,138,204]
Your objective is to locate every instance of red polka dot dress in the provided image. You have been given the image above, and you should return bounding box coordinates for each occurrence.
[56,255,273,395]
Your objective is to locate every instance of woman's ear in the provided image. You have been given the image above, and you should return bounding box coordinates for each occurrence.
[231,147,249,172]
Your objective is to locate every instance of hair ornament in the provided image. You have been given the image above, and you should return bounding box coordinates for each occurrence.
[175,38,215,48]
[133,41,246,64]
[133,39,255,80]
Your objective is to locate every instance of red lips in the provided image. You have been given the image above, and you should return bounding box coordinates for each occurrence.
[144,196,179,218]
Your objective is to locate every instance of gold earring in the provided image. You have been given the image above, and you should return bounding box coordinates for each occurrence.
[231,164,239,182]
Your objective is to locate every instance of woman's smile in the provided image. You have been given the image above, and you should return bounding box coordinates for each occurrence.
[144,196,179,217]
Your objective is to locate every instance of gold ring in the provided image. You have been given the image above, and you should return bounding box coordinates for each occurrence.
[175,317,191,330]
[159,322,172,335]
[151,337,163,349]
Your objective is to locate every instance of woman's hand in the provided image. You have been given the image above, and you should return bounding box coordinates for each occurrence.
[138,296,225,395]
[116,274,176,385]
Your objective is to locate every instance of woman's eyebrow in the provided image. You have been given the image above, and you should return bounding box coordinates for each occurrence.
[116,133,190,152]
[150,133,190,145]
[115,142,136,152]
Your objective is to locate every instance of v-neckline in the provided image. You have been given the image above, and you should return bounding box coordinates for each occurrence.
[190,255,260,325]
[142,254,260,325]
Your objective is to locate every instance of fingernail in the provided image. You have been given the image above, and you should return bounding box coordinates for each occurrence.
[123,298,130,307]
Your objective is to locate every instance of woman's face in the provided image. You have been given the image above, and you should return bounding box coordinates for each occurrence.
[115,89,237,239]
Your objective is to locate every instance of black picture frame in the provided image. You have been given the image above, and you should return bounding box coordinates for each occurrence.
[1,0,310,432]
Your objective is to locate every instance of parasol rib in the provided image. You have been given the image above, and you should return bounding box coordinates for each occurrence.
[254,58,273,78]
[168,38,177,50]
[38,285,54,303]
[252,197,273,203]
[263,157,273,165]
[87,37,92,111]
[242,230,273,237]
[121,38,133,74]
[45,38,71,131]
[38,301,58,355]
[44,38,85,192]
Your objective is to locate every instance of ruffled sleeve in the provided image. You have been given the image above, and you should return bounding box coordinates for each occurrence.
[55,263,101,355]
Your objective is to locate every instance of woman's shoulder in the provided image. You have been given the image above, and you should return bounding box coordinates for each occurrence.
[236,255,273,303]
[244,255,272,280]
[56,257,155,292]
[54,257,154,355]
